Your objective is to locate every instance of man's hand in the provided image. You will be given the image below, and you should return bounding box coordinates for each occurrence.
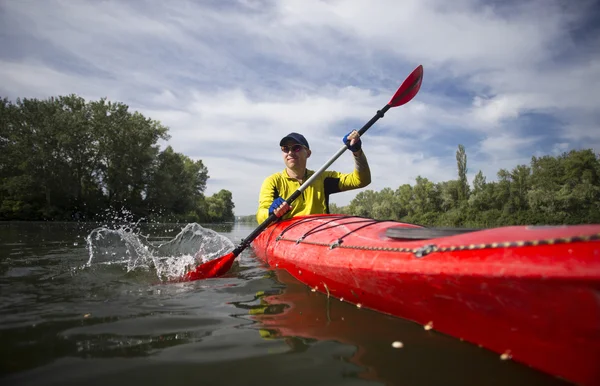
[343,130,362,153]
[269,197,291,218]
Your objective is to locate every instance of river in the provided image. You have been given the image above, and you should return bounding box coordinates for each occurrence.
[0,221,569,385]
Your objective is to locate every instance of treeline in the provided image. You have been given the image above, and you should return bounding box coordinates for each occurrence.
[0,95,234,222]
[330,145,600,227]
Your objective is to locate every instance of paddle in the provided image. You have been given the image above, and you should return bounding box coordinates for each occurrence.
[182,64,424,281]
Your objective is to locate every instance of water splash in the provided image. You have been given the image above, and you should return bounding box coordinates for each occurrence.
[152,223,235,280]
[85,223,234,282]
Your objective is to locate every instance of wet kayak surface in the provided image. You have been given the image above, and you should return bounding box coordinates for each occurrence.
[0,221,571,385]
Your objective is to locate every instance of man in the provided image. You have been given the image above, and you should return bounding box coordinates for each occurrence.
[256,130,371,223]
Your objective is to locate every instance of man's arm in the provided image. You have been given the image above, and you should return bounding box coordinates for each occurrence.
[256,175,278,224]
[337,149,371,190]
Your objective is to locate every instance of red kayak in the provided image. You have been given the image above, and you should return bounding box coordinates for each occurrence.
[251,214,600,385]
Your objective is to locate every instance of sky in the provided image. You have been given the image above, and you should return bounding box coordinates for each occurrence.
[1,0,599,216]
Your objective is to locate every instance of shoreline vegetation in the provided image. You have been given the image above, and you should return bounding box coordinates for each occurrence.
[2,95,598,228]
[1,95,234,223]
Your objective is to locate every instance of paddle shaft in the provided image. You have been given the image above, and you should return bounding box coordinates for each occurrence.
[232,103,392,256]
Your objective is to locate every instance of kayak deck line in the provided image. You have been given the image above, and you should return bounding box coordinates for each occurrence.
[273,214,600,258]
[277,230,600,256]
[251,214,600,385]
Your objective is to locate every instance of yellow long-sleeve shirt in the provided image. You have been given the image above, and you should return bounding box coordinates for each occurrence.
[256,151,371,223]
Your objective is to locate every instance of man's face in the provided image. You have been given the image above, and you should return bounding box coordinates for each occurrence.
[281,141,311,170]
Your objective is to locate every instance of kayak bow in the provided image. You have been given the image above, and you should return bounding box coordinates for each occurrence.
[251,214,600,385]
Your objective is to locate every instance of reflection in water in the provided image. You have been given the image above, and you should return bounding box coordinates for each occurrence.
[239,269,570,386]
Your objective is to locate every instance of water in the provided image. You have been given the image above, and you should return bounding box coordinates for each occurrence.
[0,221,570,386]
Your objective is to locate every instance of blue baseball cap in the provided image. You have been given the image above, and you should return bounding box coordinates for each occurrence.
[279,132,309,149]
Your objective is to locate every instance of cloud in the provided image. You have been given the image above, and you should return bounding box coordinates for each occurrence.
[1,0,599,215]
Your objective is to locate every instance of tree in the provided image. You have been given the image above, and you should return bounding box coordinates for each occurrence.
[206,189,235,222]
[472,170,486,194]
[456,144,469,202]
[146,146,209,219]
[371,188,396,219]
[93,101,169,214]
[438,180,460,211]
[468,171,493,212]
[395,184,413,218]
[510,164,531,212]
[347,190,378,217]
[411,176,440,221]
[0,94,228,222]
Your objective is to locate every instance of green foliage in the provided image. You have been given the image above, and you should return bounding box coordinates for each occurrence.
[336,145,600,227]
[456,144,469,202]
[0,95,235,223]
[146,146,209,219]
[206,189,235,223]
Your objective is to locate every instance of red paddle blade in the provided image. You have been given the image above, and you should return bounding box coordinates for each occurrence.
[388,64,423,107]
[183,252,237,281]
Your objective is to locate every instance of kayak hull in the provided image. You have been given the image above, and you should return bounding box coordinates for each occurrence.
[251,214,600,385]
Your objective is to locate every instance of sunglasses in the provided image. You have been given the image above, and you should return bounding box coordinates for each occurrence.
[281,144,305,153]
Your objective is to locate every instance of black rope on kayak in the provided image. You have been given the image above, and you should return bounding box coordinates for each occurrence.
[276,214,370,241]
[294,215,360,243]
[304,218,379,244]
[276,215,350,241]
[288,217,376,247]
[324,217,391,237]
[328,219,398,249]
[274,215,410,249]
